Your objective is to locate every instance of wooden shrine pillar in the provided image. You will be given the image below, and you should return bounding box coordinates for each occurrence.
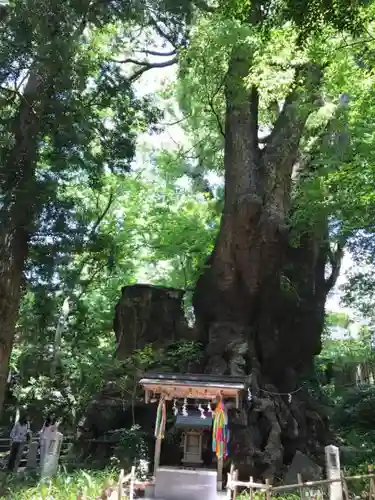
[217,456,223,491]
[154,436,162,473]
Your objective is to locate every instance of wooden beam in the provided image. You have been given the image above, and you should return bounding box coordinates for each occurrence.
[141,383,240,400]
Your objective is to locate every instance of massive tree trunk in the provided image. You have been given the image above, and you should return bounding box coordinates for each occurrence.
[193,48,342,479]
[0,71,49,417]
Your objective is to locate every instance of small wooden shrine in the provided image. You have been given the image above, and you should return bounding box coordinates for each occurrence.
[139,372,245,500]
[176,409,213,465]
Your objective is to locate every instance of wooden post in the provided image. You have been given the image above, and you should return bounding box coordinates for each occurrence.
[117,469,124,499]
[218,456,224,491]
[341,471,349,500]
[369,466,374,500]
[198,432,203,463]
[370,476,375,500]
[226,464,234,499]
[154,436,162,472]
[226,473,232,499]
[233,469,239,500]
[265,478,271,500]
[297,473,303,500]
[249,476,254,500]
[368,477,372,500]
[129,465,136,500]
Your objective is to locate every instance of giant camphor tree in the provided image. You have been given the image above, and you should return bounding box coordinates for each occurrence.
[157,0,375,479]
[2,0,375,481]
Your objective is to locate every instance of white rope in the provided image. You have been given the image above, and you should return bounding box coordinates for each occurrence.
[246,386,303,403]
[259,386,303,396]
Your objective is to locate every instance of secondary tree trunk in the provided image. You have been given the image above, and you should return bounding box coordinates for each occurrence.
[0,7,90,417]
[193,47,341,479]
[0,71,49,416]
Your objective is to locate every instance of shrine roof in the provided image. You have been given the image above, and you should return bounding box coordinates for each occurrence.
[139,372,245,390]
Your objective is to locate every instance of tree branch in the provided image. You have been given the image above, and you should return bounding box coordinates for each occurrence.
[64,187,115,288]
[206,75,226,138]
[0,3,8,22]
[50,187,116,374]
[136,49,177,57]
[112,57,149,66]
[262,64,323,174]
[223,46,261,201]
[250,85,259,150]
[127,57,178,83]
[293,93,350,181]
[325,243,344,292]
[90,187,115,236]
[148,15,179,48]
[179,255,188,290]
[161,115,190,127]
[260,64,323,218]
[76,261,107,300]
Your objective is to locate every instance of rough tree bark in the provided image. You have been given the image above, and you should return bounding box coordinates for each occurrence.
[113,284,195,359]
[193,47,343,479]
[0,7,90,417]
[0,70,50,417]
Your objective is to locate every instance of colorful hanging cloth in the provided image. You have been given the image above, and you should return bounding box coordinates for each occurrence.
[154,396,167,440]
[212,398,229,459]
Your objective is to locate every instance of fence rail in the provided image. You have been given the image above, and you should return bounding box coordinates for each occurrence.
[0,436,73,469]
[226,468,375,499]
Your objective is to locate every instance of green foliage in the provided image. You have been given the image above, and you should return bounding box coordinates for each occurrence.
[217,0,368,38]
[162,340,204,369]
[311,313,375,470]
[0,468,118,499]
[334,386,375,431]
[238,494,300,500]
[112,424,149,470]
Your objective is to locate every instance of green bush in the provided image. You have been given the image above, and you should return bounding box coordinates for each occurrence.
[112,424,149,468]
[237,493,301,500]
[0,468,118,499]
[332,386,375,431]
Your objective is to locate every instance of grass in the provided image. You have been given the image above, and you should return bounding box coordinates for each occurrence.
[0,468,119,499]
[237,495,301,500]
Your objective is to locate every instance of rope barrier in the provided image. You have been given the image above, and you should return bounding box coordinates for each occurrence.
[259,386,303,396]
[247,386,303,403]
